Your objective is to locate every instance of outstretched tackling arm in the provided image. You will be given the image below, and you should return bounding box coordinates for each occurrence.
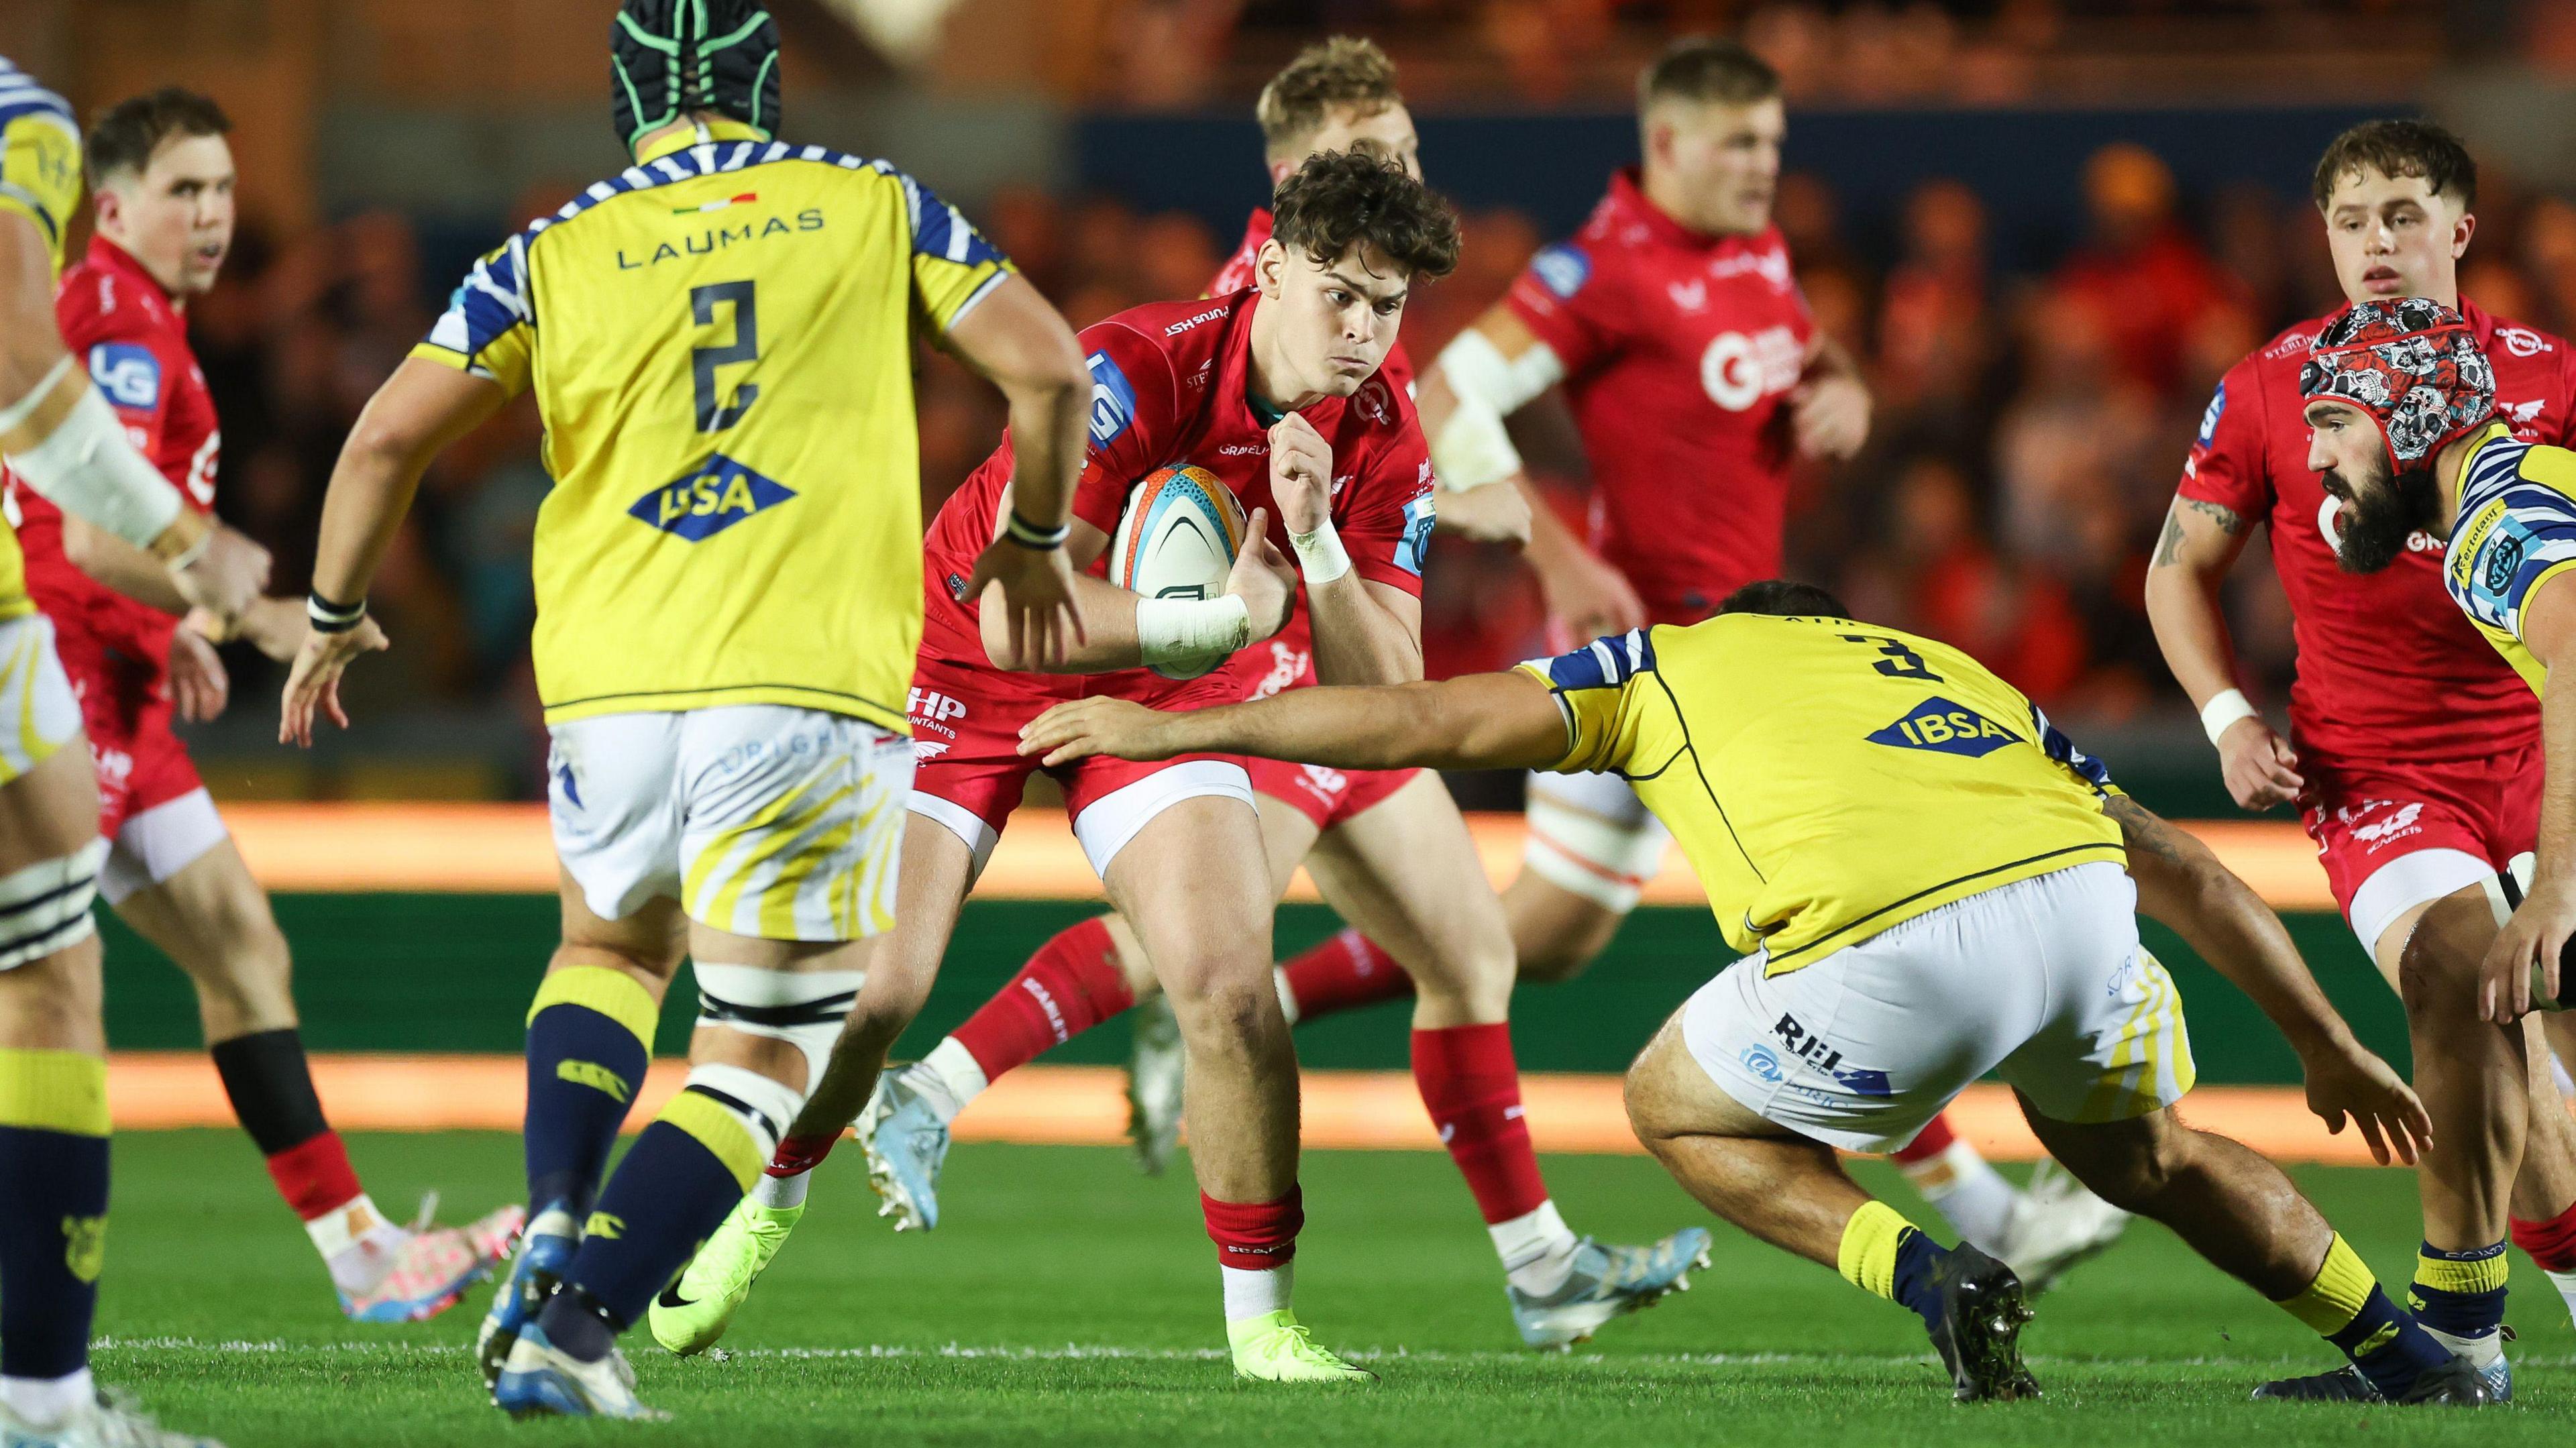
[1019,667,1572,774]
[943,274,1092,669]
[2107,793,2430,1162]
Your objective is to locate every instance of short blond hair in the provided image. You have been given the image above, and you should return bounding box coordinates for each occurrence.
[1255,37,1402,160]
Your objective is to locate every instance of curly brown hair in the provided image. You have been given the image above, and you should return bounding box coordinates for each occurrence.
[2312,118,2475,213]
[1269,150,1459,282]
[1255,37,1403,160]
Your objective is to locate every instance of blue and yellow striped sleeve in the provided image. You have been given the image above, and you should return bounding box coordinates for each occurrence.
[2454,447,2576,647]
[895,172,1012,332]
[1515,628,1656,774]
[411,233,536,394]
[0,64,81,269]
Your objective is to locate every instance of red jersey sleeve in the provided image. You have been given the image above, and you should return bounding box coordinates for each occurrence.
[58,280,174,462]
[1068,321,1183,535]
[1501,239,1619,379]
[1336,392,1437,598]
[2174,355,2269,517]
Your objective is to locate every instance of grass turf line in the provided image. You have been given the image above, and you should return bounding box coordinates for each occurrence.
[97,1131,2573,1445]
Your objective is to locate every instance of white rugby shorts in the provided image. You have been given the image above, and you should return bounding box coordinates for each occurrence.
[1683,861,2196,1153]
[548,704,912,941]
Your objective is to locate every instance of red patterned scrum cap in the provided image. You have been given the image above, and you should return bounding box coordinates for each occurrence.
[2298,298,2496,470]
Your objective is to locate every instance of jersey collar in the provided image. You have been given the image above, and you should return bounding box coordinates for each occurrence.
[1610,167,1756,252]
[2449,419,2516,518]
[635,117,769,168]
[84,234,177,309]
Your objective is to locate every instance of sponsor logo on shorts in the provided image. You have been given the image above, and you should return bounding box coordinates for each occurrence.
[627,455,795,541]
[1297,763,1348,803]
[2336,797,2427,854]
[553,761,582,809]
[907,687,967,738]
[1866,697,2019,759]
[1738,1045,1785,1083]
[1769,1013,1891,1096]
[912,739,951,762]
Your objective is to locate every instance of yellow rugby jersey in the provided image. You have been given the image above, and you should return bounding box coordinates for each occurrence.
[0,57,82,622]
[413,119,1012,730]
[1519,616,2126,972]
[2444,423,2576,694]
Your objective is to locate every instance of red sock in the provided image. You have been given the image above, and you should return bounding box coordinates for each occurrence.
[1411,1023,1549,1223]
[1281,928,1415,1021]
[265,1131,366,1221]
[1889,1111,1958,1166]
[1203,1187,1303,1270]
[950,917,1136,1080]
[2512,1199,2576,1272]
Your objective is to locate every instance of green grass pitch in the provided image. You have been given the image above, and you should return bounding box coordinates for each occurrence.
[94,1131,2574,1445]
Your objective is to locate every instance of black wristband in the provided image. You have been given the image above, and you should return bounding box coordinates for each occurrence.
[1004,509,1070,550]
[307,592,367,634]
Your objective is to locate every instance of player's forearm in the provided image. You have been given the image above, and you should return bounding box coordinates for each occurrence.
[1517,474,1589,575]
[981,573,1144,673]
[61,515,189,615]
[997,376,1085,535]
[311,360,508,605]
[2113,797,2353,1055]
[1804,332,1866,388]
[1305,577,1420,685]
[951,276,1087,532]
[2536,663,2576,891]
[1166,679,1511,772]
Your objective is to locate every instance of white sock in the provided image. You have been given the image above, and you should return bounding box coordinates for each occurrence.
[2426,1324,2506,1369]
[1272,966,1301,1027]
[0,1368,93,1429]
[307,1194,411,1296]
[1220,1263,1293,1323]
[752,1169,810,1210]
[2545,1269,2576,1328]
[1490,1200,1581,1296]
[910,1038,987,1124]
[1899,1141,2019,1251]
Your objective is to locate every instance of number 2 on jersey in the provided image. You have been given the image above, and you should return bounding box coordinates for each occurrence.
[1841,632,1943,681]
[690,280,759,432]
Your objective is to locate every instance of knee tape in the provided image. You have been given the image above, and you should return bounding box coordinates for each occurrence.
[0,838,107,970]
[676,1060,806,1173]
[692,964,864,1094]
[1521,794,1664,913]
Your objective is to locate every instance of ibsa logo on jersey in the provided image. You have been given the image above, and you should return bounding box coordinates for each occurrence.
[88,343,160,410]
[1087,350,1137,445]
[1529,243,1591,300]
[1867,697,2020,759]
[2196,382,2226,446]
[628,455,796,541]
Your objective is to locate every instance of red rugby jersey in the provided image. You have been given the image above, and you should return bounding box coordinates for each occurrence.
[920,288,1434,706]
[1503,169,1814,624]
[2176,298,2576,767]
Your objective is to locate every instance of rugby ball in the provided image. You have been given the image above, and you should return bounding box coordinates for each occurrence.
[1110,464,1251,679]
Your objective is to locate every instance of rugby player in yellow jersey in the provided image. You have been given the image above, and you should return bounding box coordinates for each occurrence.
[0,54,268,1448]
[1023,579,2491,1405]
[276,1,1089,1420]
[2292,297,2576,1398]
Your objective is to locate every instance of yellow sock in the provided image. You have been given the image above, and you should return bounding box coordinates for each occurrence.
[2273,1233,2377,1335]
[1837,1199,1917,1300]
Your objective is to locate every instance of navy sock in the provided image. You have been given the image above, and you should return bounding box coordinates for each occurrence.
[1891,1227,1947,1334]
[2332,1284,2455,1398]
[558,1105,753,1342]
[2409,1241,2508,1349]
[0,1052,111,1380]
[521,968,655,1217]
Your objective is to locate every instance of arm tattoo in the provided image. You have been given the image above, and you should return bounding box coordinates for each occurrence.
[2151,498,2247,567]
[2107,795,2188,867]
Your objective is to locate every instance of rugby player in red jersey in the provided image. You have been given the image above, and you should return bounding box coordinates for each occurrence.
[3,89,517,1323]
[2146,119,2576,1397]
[650,152,1481,1382]
[807,38,1708,1353]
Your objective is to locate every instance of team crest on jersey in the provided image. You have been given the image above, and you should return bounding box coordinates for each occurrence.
[629,455,796,541]
[88,342,160,409]
[1867,697,2020,758]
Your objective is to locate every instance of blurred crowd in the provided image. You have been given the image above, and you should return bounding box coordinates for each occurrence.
[174,134,2576,787]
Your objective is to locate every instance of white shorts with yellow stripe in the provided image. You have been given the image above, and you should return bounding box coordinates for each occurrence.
[1682,860,2193,1154]
[546,704,911,941]
[0,612,81,787]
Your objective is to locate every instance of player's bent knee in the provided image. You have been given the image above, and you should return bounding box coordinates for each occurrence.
[693,964,867,1097]
[2397,895,2490,1019]
[663,1060,806,1191]
[0,838,106,975]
